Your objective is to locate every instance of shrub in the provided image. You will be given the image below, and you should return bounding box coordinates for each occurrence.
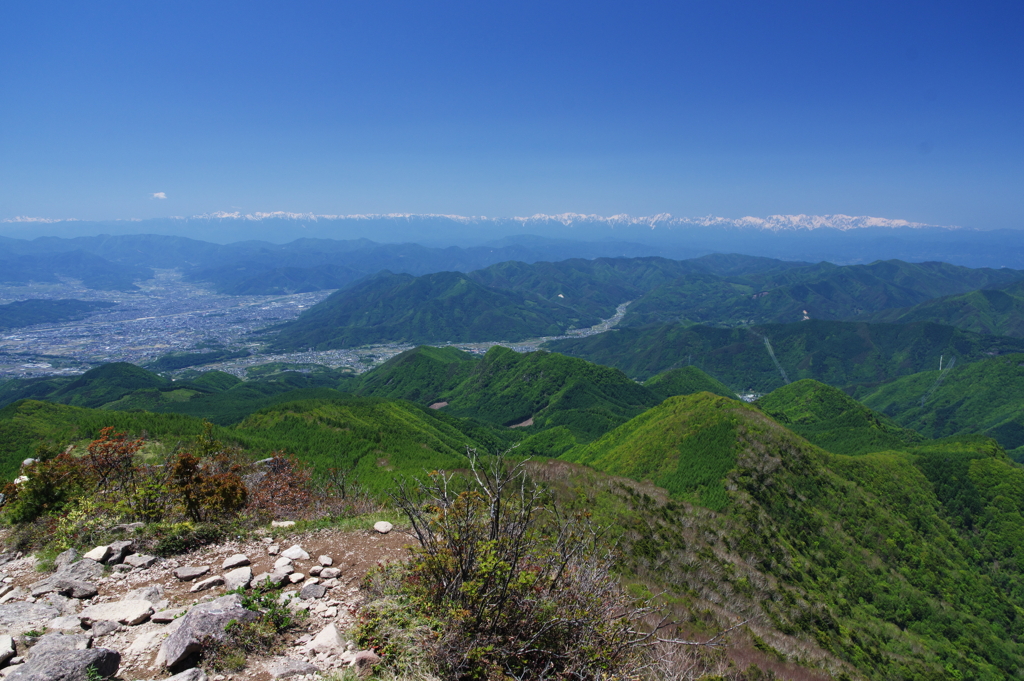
[356,448,654,680]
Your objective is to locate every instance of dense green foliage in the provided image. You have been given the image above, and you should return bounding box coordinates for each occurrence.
[867,279,1024,337]
[546,319,1024,392]
[269,271,601,350]
[643,365,737,400]
[0,298,115,330]
[620,259,1024,328]
[860,353,1024,456]
[757,379,924,455]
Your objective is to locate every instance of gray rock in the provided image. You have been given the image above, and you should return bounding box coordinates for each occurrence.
[104,541,134,565]
[26,633,92,660]
[174,566,209,582]
[308,565,323,577]
[317,555,333,567]
[110,522,144,534]
[267,544,280,555]
[87,621,120,638]
[280,545,309,561]
[54,580,98,599]
[273,556,293,570]
[46,615,84,632]
[0,635,14,667]
[5,647,120,681]
[274,564,294,576]
[0,602,60,630]
[53,549,79,572]
[189,575,224,593]
[42,593,79,616]
[251,572,286,588]
[299,583,327,600]
[110,564,131,574]
[270,521,295,528]
[265,658,318,679]
[287,573,304,584]
[80,600,153,626]
[223,566,252,592]
[319,567,341,580]
[158,594,258,670]
[30,560,102,597]
[305,623,346,655]
[151,608,187,623]
[122,553,157,569]
[221,554,250,570]
[124,584,163,603]
[81,546,111,563]
[165,669,207,681]
[351,650,381,677]
[373,521,393,534]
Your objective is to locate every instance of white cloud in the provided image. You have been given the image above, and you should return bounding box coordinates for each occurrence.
[151,192,167,199]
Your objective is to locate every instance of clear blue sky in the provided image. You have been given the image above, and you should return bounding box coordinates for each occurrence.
[1,1,1022,228]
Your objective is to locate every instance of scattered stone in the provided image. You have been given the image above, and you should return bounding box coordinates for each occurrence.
[304,577,320,586]
[299,583,327,600]
[47,615,84,632]
[159,594,258,670]
[373,521,393,534]
[275,564,295,577]
[189,575,224,593]
[0,585,12,600]
[5,648,120,681]
[0,602,60,630]
[322,578,339,588]
[111,564,131,574]
[165,669,207,681]
[82,546,112,563]
[53,549,80,571]
[0,635,14,667]
[123,554,157,569]
[88,621,120,638]
[174,566,210,582]
[223,566,252,592]
[308,565,323,577]
[53,580,98,599]
[80,599,153,626]
[152,608,188,623]
[351,650,382,677]
[288,573,305,584]
[105,540,134,565]
[26,633,92,660]
[281,545,309,561]
[268,544,280,556]
[324,606,338,618]
[265,658,318,679]
[221,554,250,570]
[125,585,163,603]
[306,624,347,655]
[319,567,341,580]
[271,521,296,528]
[274,557,293,570]
[317,555,333,567]
[30,560,102,597]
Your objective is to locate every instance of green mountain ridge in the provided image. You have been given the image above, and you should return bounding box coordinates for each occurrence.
[866,279,1024,337]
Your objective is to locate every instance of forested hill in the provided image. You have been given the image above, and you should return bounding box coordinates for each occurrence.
[865,278,1024,337]
[544,319,1024,391]
[267,256,1024,350]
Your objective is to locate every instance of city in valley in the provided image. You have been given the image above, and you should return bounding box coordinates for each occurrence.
[0,271,629,381]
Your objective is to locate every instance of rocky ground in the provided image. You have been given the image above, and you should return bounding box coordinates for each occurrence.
[0,521,414,681]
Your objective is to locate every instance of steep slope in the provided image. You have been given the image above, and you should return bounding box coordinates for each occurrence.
[545,319,1024,391]
[563,392,1024,677]
[860,353,1024,457]
[866,279,1024,337]
[269,271,598,350]
[756,379,923,455]
[353,346,478,402]
[437,346,661,442]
